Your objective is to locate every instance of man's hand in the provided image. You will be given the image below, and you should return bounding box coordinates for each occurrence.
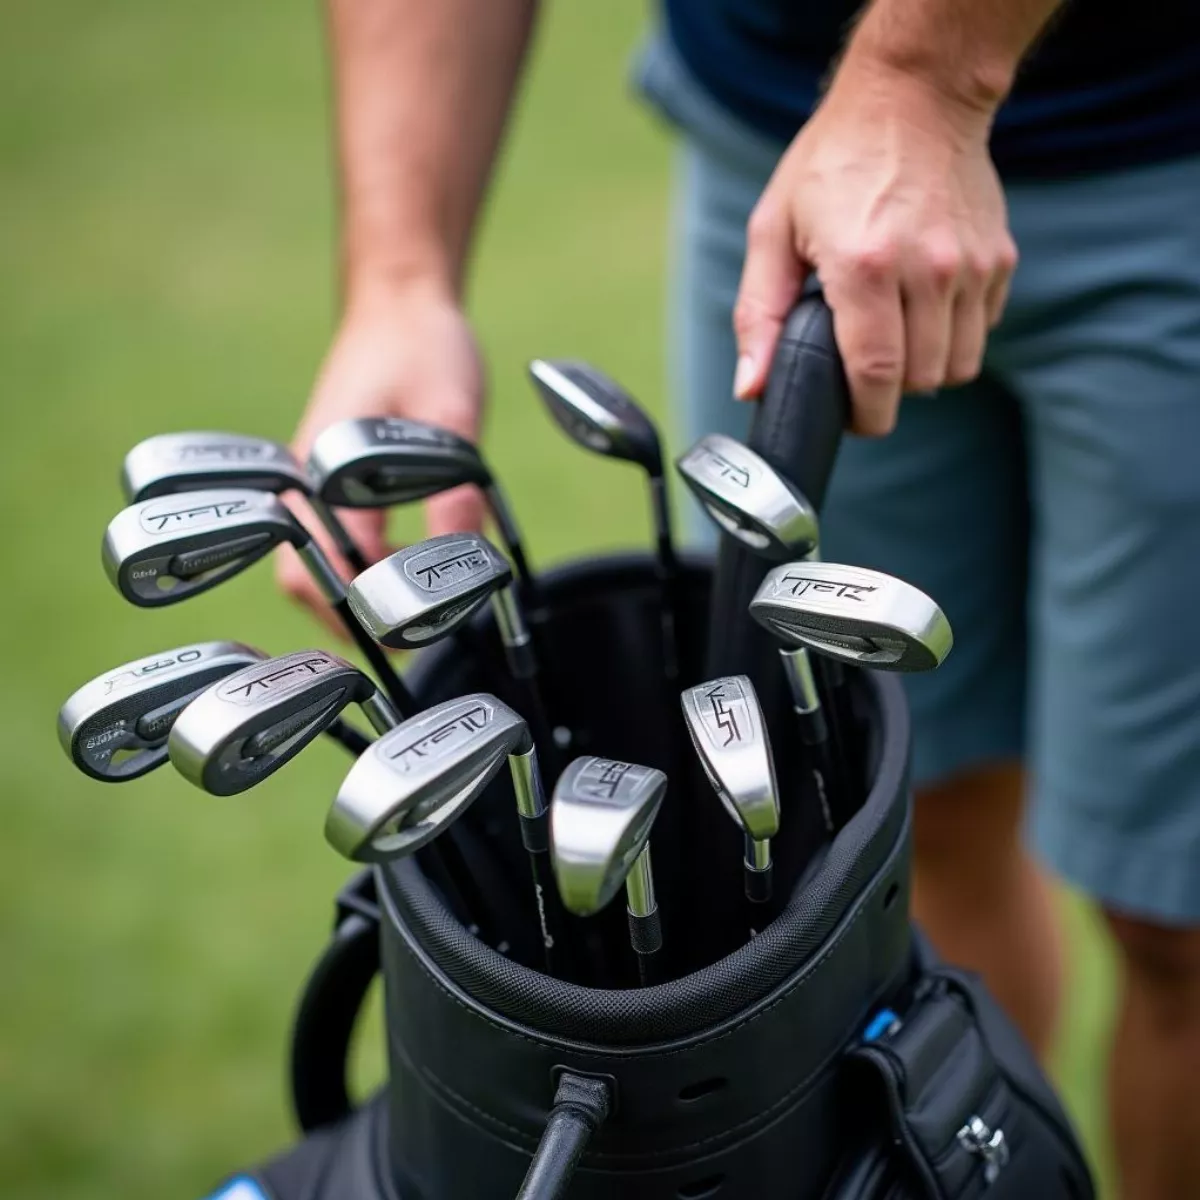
[276,285,485,636]
[733,66,1016,436]
[732,0,1061,435]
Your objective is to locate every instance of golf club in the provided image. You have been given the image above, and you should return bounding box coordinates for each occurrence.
[749,562,954,672]
[348,532,555,759]
[675,432,818,561]
[307,417,537,600]
[120,430,370,573]
[550,755,666,987]
[56,641,364,781]
[680,675,780,913]
[324,692,570,977]
[529,359,680,678]
[101,487,416,714]
[167,649,397,796]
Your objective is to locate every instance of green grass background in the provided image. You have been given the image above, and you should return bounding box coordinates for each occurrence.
[1,2,1115,1196]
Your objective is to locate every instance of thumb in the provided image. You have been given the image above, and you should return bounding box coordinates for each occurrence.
[426,486,488,539]
[732,202,807,399]
[335,506,392,565]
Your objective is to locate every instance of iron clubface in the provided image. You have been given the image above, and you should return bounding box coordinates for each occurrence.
[58,641,265,782]
[680,675,780,889]
[550,756,665,918]
[121,432,310,502]
[348,533,511,650]
[750,562,954,672]
[168,650,396,796]
[528,359,663,476]
[325,693,528,863]
[102,487,319,607]
[675,433,818,560]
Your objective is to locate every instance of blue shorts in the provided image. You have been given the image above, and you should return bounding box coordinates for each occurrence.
[640,37,1200,924]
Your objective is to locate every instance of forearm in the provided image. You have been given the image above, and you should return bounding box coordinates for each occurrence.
[326,0,539,303]
[841,0,1064,115]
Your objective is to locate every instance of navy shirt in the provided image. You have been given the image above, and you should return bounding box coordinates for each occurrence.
[662,0,1200,177]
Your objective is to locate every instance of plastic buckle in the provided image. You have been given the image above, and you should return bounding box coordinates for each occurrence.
[956,1115,1009,1186]
[335,868,380,930]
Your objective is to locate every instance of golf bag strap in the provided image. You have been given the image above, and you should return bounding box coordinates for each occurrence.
[845,968,1093,1199]
[290,870,381,1133]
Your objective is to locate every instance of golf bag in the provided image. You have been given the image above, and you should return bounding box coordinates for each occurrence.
[208,298,1095,1199]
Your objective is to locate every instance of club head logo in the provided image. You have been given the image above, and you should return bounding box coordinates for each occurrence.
[103,647,204,694]
[217,654,342,704]
[172,440,280,465]
[383,698,494,772]
[682,440,752,491]
[770,572,878,604]
[403,539,498,593]
[370,419,461,449]
[139,496,255,535]
[691,677,754,750]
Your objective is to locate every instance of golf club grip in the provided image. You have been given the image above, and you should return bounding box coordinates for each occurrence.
[333,598,418,716]
[524,838,568,980]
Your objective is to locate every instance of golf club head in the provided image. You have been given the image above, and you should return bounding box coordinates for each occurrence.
[528,359,663,475]
[58,641,265,782]
[550,756,666,917]
[121,432,310,503]
[102,487,305,607]
[750,561,954,671]
[307,417,489,508]
[675,433,819,559]
[168,650,378,796]
[680,675,780,843]
[348,533,512,650]
[325,693,528,863]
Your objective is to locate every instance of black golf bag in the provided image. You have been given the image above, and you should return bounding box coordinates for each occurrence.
[206,298,1095,1200]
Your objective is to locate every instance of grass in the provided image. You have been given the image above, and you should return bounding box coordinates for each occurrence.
[0,2,1113,1195]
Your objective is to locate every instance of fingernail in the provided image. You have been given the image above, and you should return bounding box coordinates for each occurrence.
[733,354,756,399]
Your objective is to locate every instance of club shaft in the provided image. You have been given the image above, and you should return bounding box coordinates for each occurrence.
[624,845,664,986]
[781,647,839,833]
[308,495,371,574]
[492,587,557,770]
[743,835,774,906]
[322,719,371,757]
[649,472,681,682]
[484,482,538,603]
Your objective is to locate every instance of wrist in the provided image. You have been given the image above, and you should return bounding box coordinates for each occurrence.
[839,18,1015,125]
[342,255,460,317]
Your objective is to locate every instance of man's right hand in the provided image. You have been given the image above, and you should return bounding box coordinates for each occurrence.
[276,284,486,637]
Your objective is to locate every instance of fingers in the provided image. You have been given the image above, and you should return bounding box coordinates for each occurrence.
[427,485,488,539]
[824,246,906,436]
[731,199,808,399]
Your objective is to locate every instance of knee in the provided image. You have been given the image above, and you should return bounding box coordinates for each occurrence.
[1105,909,1200,1024]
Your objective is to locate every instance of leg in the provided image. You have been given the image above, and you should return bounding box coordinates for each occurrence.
[1104,913,1200,1200]
[999,154,1200,1190]
[913,763,1063,1058]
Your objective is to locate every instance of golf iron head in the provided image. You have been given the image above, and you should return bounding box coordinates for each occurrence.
[325,693,530,863]
[58,641,266,782]
[528,359,663,475]
[121,432,311,503]
[680,675,780,853]
[348,533,512,650]
[675,433,818,559]
[550,756,666,917]
[168,650,394,796]
[307,417,490,508]
[750,561,954,672]
[102,487,308,606]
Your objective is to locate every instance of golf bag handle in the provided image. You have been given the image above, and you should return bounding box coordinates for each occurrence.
[289,870,381,1133]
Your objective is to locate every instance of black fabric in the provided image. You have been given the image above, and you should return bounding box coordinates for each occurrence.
[660,0,1200,178]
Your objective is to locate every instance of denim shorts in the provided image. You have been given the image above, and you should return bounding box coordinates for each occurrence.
[639,35,1200,923]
